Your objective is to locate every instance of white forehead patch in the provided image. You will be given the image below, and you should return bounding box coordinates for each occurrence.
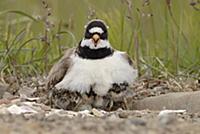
[89,27,104,34]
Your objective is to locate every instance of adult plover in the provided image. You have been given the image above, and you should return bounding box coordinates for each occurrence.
[46,19,138,97]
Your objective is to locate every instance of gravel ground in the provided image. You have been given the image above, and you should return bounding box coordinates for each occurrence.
[0,76,200,134]
[1,110,200,134]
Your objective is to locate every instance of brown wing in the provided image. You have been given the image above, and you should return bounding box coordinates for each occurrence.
[120,52,137,69]
[46,48,75,89]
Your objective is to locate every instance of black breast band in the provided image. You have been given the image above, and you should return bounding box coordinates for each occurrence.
[77,46,114,59]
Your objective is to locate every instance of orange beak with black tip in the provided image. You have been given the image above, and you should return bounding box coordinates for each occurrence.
[92,34,100,46]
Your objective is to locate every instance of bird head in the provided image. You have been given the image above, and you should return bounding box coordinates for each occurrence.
[80,19,111,49]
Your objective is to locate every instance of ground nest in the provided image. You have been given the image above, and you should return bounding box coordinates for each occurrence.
[45,77,199,111]
[1,76,200,111]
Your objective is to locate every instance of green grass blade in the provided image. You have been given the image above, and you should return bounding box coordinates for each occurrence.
[0,10,38,22]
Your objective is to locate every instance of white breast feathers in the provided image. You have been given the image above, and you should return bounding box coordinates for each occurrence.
[55,51,138,96]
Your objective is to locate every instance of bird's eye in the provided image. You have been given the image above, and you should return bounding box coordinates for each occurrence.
[100,32,107,40]
[85,31,93,39]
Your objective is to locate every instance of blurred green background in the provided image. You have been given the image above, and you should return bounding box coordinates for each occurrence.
[0,0,199,78]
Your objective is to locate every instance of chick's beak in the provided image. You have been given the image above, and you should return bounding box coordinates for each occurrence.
[92,34,100,45]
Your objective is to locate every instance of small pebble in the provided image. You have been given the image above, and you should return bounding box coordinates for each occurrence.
[92,108,105,117]
[127,118,147,126]
[159,113,176,125]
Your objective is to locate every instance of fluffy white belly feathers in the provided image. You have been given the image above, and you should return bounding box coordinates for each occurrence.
[55,51,137,96]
